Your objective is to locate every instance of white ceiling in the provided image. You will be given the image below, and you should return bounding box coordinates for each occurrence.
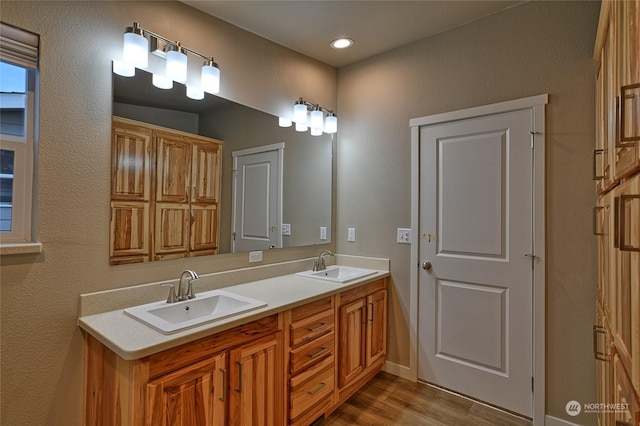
[181,1,526,68]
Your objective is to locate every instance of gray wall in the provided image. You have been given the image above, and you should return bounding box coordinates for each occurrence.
[335,1,600,424]
[0,1,336,424]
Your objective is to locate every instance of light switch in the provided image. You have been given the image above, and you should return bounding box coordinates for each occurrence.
[347,227,356,242]
[320,226,327,240]
[397,228,411,244]
[282,223,291,236]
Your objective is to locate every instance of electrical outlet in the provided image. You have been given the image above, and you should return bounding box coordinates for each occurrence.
[282,223,291,236]
[320,226,327,240]
[248,251,263,263]
[397,228,411,244]
[347,227,356,242]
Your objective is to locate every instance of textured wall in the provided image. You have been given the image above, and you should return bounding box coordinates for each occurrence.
[0,2,336,425]
[335,1,600,424]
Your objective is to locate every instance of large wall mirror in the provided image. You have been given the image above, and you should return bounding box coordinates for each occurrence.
[112,67,333,262]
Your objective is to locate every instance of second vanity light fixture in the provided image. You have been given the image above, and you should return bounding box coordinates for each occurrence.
[280,97,337,136]
[114,22,220,99]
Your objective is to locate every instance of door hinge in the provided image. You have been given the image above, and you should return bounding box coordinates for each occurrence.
[529,131,542,149]
[232,232,236,241]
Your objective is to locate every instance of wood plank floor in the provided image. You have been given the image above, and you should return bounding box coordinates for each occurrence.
[318,372,533,426]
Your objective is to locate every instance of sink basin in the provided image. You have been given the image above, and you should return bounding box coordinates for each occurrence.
[296,266,377,283]
[124,289,267,334]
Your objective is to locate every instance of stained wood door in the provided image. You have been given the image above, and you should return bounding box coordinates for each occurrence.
[190,204,219,255]
[156,135,191,203]
[191,142,221,204]
[418,108,534,417]
[229,332,283,426]
[111,122,151,201]
[338,298,366,388]
[146,352,227,426]
[155,203,190,258]
[365,290,387,368]
[110,201,148,258]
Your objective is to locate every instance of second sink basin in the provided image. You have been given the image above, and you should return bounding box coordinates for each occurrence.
[296,265,377,283]
[124,289,267,334]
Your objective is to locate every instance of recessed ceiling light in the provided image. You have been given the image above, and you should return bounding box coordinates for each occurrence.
[330,38,354,49]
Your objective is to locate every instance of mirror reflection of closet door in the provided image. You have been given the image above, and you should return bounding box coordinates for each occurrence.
[231,144,283,253]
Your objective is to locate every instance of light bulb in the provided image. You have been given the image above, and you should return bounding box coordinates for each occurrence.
[166,44,187,83]
[113,60,135,77]
[324,113,337,134]
[186,85,204,100]
[201,59,220,94]
[310,127,323,136]
[293,99,308,124]
[310,107,323,130]
[279,117,292,127]
[295,121,308,132]
[123,23,148,68]
[152,73,172,89]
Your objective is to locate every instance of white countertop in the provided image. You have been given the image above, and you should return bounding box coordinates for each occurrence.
[78,269,389,361]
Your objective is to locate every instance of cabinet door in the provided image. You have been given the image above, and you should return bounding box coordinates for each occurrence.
[338,298,366,388]
[595,304,614,426]
[155,203,190,258]
[229,332,283,426]
[111,122,151,201]
[146,352,227,426]
[613,353,640,426]
[110,201,149,261]
[190,204,219,255]
[156,135,191,203]
[192,142,221,204]
[366,290,387,368]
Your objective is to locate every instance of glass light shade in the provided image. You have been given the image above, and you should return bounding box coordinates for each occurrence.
[309,108,324,130]
[123,31,148,68]
[152,73,173,89]
[186,85,204,100]
[295,121,308,132]
[113,60,135,77]
[166,49,188,83]
[324,114,338,134]
[293,101,308,124]
[201,62,220,94]
[310,127,323,136]
[279,117,292,127]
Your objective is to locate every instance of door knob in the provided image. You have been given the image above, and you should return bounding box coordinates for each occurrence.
[422,261,432,271]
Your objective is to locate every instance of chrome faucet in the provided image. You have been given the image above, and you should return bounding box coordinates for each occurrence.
[313,250,334,271]
[162,269,199,303]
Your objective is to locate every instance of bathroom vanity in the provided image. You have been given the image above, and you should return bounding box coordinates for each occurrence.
[79,257,389,425]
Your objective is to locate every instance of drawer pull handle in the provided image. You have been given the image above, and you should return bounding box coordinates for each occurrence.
[235,361,243,393]
[309,347,328,359]
[308,323,328,333]
[592,325,609,362]
[307,382,327,396]
[619,194,640,252]
[593,149,605,180]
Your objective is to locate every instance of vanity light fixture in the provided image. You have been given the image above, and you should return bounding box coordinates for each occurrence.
[278,117,292,127]
[285,97,338,135]
[116,22,221,95]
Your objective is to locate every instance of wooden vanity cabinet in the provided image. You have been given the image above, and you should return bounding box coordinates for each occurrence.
[83,315,283,426]
[336,279,387,405]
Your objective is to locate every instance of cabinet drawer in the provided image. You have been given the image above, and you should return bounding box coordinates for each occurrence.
[290,331,334,375]
[291,309,334,348]
[290,356,335,420]
[291,296,333,322]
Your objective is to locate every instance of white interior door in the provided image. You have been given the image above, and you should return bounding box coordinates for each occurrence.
[232,145,282,253]
[418,108,533,417]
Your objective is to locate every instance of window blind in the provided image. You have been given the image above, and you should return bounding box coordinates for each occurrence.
[0,22,38,69]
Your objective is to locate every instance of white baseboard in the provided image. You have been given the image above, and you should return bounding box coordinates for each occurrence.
[383,361,415,381]
[545,415,580,426]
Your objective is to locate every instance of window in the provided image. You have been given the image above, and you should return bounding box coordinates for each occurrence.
[0,22,39,251]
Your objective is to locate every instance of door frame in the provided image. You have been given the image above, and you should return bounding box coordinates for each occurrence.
[231,142,284,253]
[408,94,547,424]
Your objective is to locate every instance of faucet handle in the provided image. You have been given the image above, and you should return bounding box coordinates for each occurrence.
[161,283,178,303]
[185,279,198,300]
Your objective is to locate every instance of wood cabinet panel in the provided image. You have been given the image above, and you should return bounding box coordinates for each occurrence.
[111,123,151,201]
[229,332,283,426]
[154,203,190,257]
[110,201,149,262]
[366,289,387,367]
[289,356,335,420]
[190,204,219,254]
[290,308,334,348]
[290,331,334,376]
[338,298,366,388]
[146,353,226,426]
[191,143,221,204]
[156,136,191,203]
